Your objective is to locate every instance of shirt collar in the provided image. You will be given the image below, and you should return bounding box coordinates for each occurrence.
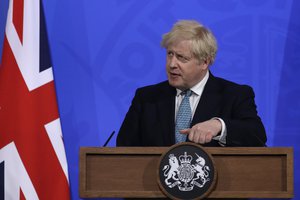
[176,71,209,96]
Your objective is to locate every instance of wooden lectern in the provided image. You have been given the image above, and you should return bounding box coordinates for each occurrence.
[79,147,293,199]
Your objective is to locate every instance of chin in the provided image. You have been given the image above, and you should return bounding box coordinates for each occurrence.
[168,80,185,90]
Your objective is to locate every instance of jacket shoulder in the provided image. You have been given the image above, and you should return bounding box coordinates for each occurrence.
[135,81,175,99]
[212,76,254,94]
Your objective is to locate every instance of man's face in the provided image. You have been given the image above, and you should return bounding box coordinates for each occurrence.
[166,40,208,90]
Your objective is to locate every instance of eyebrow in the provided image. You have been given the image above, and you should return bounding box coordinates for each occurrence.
[168,49,192,59]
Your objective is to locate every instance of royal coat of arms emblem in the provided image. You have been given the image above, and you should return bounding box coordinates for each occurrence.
[163,152,210,191]
[158,143,216,200]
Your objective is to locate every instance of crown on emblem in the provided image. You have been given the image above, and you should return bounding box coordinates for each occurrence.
[179,152,192,164]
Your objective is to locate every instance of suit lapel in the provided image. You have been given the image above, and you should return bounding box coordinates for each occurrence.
[155,74,222,144]
[191,73,222,126]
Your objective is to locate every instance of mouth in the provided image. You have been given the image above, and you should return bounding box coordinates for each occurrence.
[169,72,181,78]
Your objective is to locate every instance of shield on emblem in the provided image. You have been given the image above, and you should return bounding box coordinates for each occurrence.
[157,142,217,200]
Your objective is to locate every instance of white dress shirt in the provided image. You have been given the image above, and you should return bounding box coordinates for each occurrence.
[175,71,226,145]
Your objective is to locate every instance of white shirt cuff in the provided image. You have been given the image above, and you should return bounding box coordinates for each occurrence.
[212,117,227,146]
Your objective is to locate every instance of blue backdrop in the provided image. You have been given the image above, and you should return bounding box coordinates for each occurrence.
[0,0,299,199]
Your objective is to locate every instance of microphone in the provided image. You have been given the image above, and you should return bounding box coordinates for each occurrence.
[103,130,115,147]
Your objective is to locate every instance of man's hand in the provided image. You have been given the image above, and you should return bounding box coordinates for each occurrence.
[180,119,222,144]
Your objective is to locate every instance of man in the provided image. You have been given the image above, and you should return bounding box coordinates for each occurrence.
[116,20,266,147]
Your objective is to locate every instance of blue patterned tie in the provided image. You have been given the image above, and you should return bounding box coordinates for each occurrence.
[175,90,192,143]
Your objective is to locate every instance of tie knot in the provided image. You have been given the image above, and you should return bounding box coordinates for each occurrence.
[182,90,192,97]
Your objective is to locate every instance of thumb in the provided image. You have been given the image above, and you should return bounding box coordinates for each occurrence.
[180,128,190,134]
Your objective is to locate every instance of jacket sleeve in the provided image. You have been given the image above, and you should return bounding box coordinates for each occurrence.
[222,85,267,146]
[116,89,142,146]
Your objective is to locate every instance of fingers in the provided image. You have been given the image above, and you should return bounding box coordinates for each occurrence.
[204,133,213,143]
[179,120,220,144]
[179,129,190,135]
[189,131,213,144]
[183,125,215,144]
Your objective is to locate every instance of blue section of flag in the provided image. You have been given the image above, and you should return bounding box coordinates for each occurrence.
[0,0,9,64]
[39,0,52,72]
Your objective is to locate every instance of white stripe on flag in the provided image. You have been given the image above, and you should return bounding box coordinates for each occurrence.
[45,119,69,183]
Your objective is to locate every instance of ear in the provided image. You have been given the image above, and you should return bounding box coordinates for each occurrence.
[199,60,209,70]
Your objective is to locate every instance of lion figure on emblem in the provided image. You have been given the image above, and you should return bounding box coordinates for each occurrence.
[163,154,179,185]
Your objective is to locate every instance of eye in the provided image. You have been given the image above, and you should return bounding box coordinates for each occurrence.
[167,51,174,57]
[177,54,189,63]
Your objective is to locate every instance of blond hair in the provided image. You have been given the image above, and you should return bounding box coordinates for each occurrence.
[161,20,217,65]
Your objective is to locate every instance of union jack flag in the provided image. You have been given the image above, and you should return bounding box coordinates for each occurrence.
[0,0,70,199]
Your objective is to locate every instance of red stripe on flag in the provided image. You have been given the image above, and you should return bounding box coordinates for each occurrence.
[0,36,70,199]
[0,0,70,198]
[20,189,25,200]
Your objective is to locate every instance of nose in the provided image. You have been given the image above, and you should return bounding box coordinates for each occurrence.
[169,56,177,68]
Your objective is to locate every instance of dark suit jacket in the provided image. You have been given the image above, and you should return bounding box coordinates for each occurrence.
[116,73,267,147]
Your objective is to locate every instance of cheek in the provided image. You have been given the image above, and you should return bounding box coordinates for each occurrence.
[182,66,198,79]
[166,55,170,62]
[165,59,169,67]
[180,65,191,75]
[165,62,169,71]
[166,58,169,65]
[166,57,172,66]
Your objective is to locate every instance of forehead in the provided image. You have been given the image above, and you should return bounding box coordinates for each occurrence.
[167,40,192,55]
